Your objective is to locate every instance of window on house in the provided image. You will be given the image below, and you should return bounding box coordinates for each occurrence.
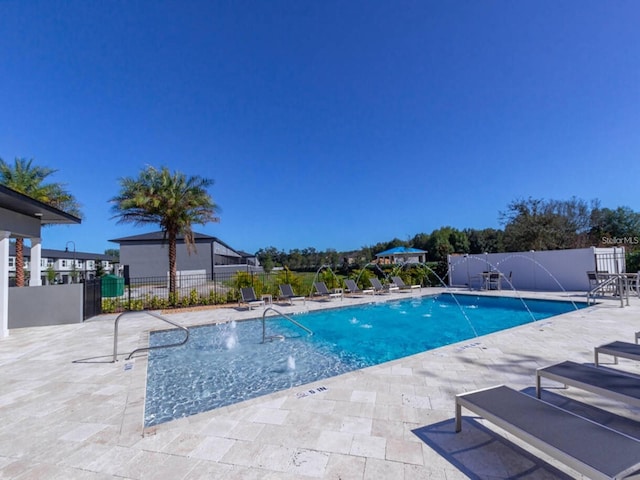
[61,259,68,268]
[8,257,14,268]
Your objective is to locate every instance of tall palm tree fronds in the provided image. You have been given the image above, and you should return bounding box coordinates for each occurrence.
[110,166,220,298]
[0,157,82,286]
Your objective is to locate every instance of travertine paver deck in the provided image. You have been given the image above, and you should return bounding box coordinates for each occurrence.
[1,289,640,479]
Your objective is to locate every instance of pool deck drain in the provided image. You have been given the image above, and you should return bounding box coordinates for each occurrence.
[1,289,640,479]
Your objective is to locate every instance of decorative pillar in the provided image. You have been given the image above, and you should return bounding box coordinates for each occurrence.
[29,237,42,286]
[0,231,11,338]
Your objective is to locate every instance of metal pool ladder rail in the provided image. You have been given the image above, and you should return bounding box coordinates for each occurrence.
[262,307,313,343]
[113,310,190,362]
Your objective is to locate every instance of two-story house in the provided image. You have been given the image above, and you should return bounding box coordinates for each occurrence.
[109,231,257,279]
[8,245,117,284]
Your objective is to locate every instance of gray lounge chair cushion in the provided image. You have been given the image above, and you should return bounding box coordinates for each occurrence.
[456,385,640,479]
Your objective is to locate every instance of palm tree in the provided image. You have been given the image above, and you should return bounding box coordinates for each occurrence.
[110,166,219,300]
[0,158,82,287]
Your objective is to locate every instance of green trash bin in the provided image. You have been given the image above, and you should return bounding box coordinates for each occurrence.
[102,274,124,297]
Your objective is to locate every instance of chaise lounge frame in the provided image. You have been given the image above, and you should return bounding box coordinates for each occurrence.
[343,279,374,296]
[595,341,640,367]
[536,360,640,409]
[369,277,399,294]
[455,384,640,479]
[390,276,421,292]
[312,282,343,301]
[278,284,306,305]
[239,287,266,310]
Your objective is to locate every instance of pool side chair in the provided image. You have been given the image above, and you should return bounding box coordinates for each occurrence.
[455,385,640,480]
[344,279,374,296]
[594,340,640,366]
[312,282,343,301]
[391,276,421,292]
[369,277,398,294]
[240,287,265,310]
[487,272,502,290]
[278,284,306,305]
[536,360,640,409]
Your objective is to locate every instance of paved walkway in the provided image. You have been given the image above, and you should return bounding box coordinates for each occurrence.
[1,289,640,479]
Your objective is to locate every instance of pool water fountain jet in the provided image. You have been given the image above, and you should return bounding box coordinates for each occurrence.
[287,355,296,371]
[222,320,239,349]
[407,262,480,338]
[310,264,341,296]
[494,254,581,311]
[452,256,539,322]
[353,262,389,288]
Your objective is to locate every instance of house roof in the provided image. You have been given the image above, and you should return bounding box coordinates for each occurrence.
[109,230,240,256]
[109,231,217,242]
[376,246,427,256]
[9,245,117,262]
[0,184,81,225]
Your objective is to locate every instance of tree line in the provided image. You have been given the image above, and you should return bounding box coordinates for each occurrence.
[3,156,639,293]
[257,197,640,271]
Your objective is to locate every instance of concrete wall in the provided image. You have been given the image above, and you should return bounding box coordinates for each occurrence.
[8,284,83,328]
[120,239,248,277]
[448,247,625,291]
[120,240,215,277]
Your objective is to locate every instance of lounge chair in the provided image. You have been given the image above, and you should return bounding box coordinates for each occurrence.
[239,287,265,310]
[455,385,640,480]
[390,276,421,292]
[278,284,305,305]
[536,360,640,409]
[312,282,343,301]
[595,340,640,366]
[369,277,399,294]
[343,279,374,296]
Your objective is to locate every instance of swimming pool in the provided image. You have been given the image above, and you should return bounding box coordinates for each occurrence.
[144,294,585,426]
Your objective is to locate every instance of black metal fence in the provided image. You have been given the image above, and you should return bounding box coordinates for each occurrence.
[99,264,440,313]
[100,269,313,313]
[83,278,102,319]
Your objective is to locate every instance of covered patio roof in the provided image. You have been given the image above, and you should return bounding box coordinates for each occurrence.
[0,184,81,338]
[0,184,81,226]
[376,247,427,257]
[375,246,427,265]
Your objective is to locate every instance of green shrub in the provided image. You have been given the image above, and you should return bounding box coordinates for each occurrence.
[350,269,372,289]
[273,268,305,296]
[627,251,640,273]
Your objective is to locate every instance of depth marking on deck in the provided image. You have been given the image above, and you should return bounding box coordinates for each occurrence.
[296,386,328,399]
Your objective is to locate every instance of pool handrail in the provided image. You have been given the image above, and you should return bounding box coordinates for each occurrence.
[262,307,313,343]
[113,310,190,362]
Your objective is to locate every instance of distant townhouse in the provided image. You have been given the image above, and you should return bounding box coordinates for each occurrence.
[8,245,117,284]
[109,231,258,278]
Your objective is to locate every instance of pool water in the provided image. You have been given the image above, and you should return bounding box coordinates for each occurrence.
[144,294,585,426]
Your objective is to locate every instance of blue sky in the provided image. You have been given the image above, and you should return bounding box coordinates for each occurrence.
[1,1,639,255]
